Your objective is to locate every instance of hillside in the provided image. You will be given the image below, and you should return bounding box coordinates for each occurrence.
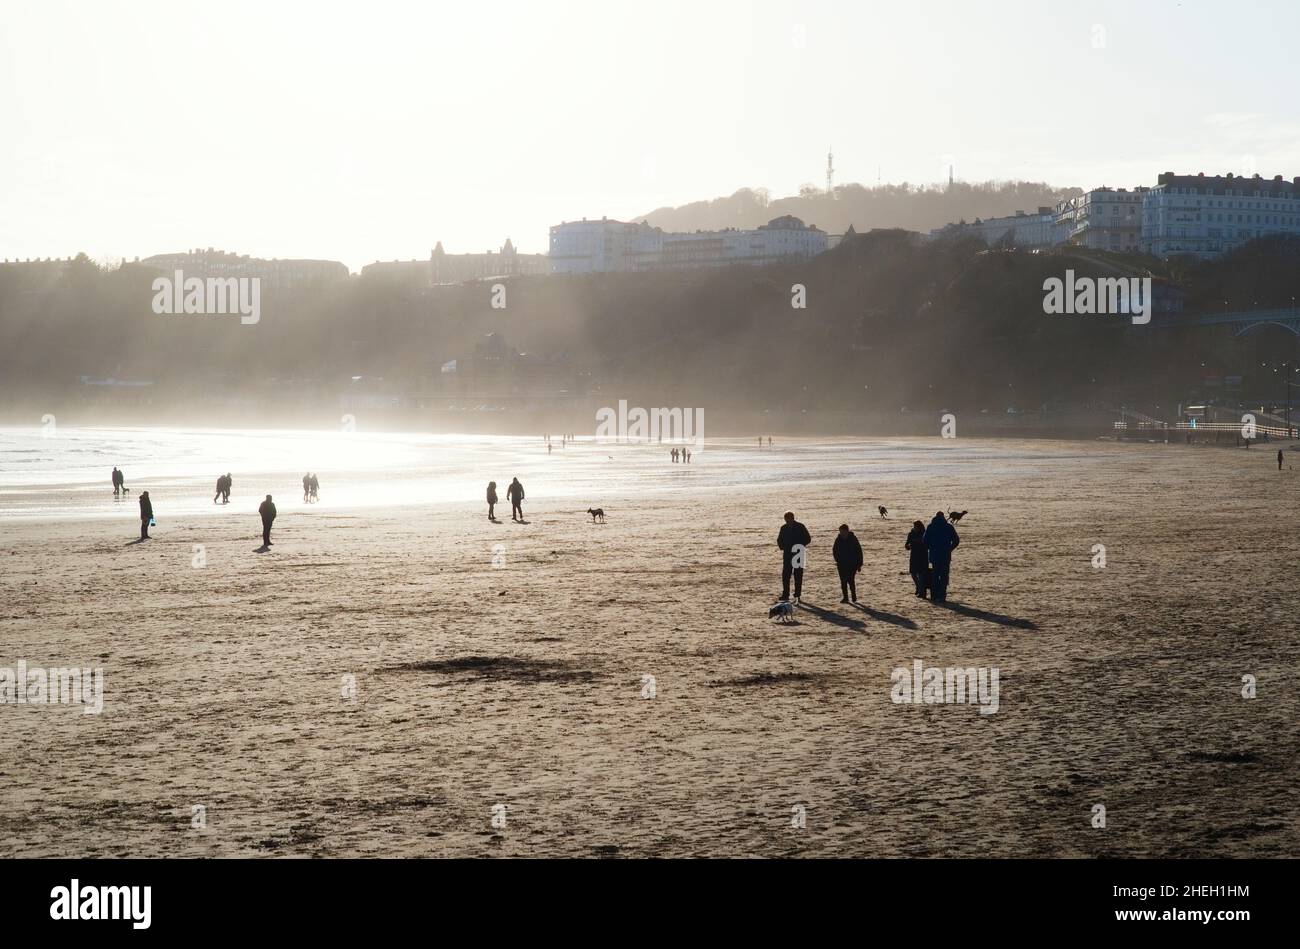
[640,181,1082,235]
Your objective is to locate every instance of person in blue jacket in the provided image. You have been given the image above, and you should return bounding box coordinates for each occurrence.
[922,511,960,603]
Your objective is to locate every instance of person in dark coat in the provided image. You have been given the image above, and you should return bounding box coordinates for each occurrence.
[486,481,499,521]
[138,491,153,540]
[258,495,277,546]
[302,473,312,502]
[213,475,225,504]
[831,523,863,603]
[222,473,232,503]
[922,512,960,603]
[905,520,929,598]
[776,511,812,602]
[507,477,525,521]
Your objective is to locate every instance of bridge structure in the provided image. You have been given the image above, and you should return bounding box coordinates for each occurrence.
[1154,306,1300,337]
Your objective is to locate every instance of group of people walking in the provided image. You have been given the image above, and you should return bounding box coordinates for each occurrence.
[115,467,308,547]
[777,509,961,605]
[486,477,526,522]
[671,447,692,463]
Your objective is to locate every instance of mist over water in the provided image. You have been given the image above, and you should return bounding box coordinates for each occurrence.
[0,426,1059,521]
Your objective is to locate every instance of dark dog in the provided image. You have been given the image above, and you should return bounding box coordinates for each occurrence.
[587,507,606,523]
[768,601,795,622]
[948,510,968,523]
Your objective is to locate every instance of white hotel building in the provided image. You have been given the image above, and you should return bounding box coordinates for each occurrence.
[548,215,828,273]
[1061,187,1147,252]
[1141,172,1300,258]
[929,208,1057,248]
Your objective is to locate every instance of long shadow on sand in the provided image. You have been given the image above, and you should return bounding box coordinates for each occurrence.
[254,544,270,553]
[848,602,919,630]
[124,538,149,546]
[795,602,866,632]
[932,600,1038,630]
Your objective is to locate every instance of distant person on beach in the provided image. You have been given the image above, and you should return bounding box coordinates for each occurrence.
[1280,449,1285,471]
[213,475,223,504]
[258,494,277,546]
[222,473,232,503]
[507,477,525,521]
[138,490,153,540]
[777,511,811,603]
[486,481,498,521]
[832,523,863,604]
[309,473,319,501]
[923,512,960,603]
[112,467,125,497]
[905,520,929,598]
[302,473,311,502]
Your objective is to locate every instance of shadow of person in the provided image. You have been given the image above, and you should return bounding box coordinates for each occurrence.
[254,544,270,553]
[933,600,1038,630]
[848,602,919,630]
[124,538,148,546]
[795,602,866,632]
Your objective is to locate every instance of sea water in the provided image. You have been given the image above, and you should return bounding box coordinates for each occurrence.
[0,425,1054,521]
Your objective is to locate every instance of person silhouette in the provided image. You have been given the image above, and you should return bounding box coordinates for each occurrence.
[258,494,277,546]
[138,491,153,540]
[832,524,862,603]
[776,511,811,603]
[923,512,960,603]
[507,477,525,521]
[905,520,929,598]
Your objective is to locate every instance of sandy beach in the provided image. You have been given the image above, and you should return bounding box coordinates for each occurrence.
[2,435,1297,857]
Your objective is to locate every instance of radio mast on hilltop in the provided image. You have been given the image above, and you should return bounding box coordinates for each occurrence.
[826,147,835,197]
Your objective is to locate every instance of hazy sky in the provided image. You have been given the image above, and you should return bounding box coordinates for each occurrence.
[2,0,1298,271]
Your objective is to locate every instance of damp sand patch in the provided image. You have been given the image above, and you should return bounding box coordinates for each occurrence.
[385,655,600,685]
[709,671,825,688]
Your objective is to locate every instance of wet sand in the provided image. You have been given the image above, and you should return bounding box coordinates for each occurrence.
[2,438,1297,857]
